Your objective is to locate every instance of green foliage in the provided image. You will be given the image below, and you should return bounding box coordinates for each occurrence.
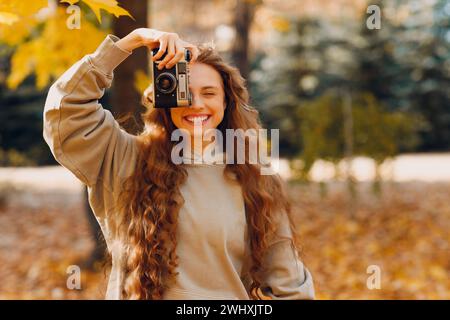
[297,90,420,179]
[355,0,450,151]
[250,0,449,180]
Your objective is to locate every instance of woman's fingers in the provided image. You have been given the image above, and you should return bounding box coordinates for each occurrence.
[166,43,186,69]
[150,33,199,69]
[152,37,167,62]
[158,39,175,70]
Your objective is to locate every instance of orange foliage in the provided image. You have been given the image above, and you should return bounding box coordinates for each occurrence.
[0,181,448,299]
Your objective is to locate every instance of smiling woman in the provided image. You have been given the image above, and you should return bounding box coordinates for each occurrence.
[169,63,226,138]
[42,28,315,300]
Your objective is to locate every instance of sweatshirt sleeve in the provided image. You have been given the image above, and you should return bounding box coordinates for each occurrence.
[43,34,137,191]
[259,212,315,300]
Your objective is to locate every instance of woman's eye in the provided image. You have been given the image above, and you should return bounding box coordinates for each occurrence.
[204,92,215,96]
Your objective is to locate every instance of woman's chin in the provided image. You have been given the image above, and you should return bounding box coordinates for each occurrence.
[180,124,214,136]
[189,130,210,139]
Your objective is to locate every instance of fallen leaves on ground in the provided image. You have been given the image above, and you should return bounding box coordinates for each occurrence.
[290,181,449,299]
[0,181,448,299]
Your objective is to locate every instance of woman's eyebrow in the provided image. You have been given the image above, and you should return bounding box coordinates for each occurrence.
[189,85,221,91]
[200,86,220,90]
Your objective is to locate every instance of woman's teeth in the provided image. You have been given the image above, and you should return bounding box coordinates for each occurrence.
[184,115,211,124]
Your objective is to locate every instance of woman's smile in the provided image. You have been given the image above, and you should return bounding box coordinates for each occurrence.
[183,113,212,126]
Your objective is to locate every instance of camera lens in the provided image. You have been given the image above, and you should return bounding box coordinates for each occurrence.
[156,73,177,94]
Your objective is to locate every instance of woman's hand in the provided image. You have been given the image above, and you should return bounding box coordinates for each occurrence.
[116,28,199,70]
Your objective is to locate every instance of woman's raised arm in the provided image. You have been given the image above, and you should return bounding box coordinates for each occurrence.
[43,33,137,190]
[43,29,198,191]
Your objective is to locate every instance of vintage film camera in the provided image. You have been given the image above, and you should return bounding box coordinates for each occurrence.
[150,47,192,108]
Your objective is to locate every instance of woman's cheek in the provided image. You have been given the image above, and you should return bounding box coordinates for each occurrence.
[213,98,226,124]
[214,110,225,127]
[170,108,186,129]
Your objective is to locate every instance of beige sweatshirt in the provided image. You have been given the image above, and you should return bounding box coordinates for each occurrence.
[43,34,315,300]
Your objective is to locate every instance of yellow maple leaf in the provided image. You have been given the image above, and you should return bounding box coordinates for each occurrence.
[61,0,133,23]
[0,11,19,25]
[0,16,38,45]
[0,0,48,24]
[7,8,107,89]
[0,0,48,44]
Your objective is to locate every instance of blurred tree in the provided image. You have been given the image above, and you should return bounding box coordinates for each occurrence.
[404,0,450,151]
[250,9,423,184]
[0,0,134,270]
[0,0,131,165]
[355,0,450,151]
[297,90,418,178]
[112,0,149,135]
[355,0,410,111]
[252,17,357,158]
[232,0,261,80]
[0,77,50,165]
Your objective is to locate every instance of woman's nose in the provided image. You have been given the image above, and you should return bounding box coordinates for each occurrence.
[190,94,205,108]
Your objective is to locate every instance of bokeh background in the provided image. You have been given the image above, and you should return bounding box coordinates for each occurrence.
[0,0,449,299]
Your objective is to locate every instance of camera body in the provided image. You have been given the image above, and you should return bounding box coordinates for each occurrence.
[150,48,192,108]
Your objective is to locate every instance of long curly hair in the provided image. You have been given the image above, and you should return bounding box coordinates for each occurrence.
[115,45,302,299]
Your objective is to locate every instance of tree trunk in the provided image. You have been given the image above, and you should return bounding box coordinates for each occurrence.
[342,89,356,218]
[232,0,258,81]
[112,0,149,135]
[83,0,150,270]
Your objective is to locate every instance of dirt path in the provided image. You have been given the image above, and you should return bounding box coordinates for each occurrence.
[0,153,449,192]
